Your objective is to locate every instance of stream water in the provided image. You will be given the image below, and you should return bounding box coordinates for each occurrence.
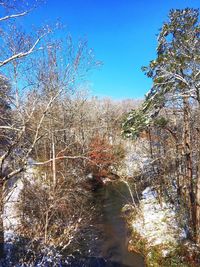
[89,180,145,267]
[63,180,145,267]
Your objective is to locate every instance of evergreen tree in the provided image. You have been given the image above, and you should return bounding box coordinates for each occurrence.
[123,8,200,244]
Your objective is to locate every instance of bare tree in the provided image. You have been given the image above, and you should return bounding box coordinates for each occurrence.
[0,0,101,259]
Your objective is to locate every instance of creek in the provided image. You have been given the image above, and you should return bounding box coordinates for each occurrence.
[88,180,145,267]
[62,179,145,267]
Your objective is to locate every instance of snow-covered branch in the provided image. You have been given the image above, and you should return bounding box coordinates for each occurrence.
[0,33,46,67]
[0,10,29,22]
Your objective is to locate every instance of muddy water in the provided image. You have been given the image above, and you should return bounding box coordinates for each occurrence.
[93,181,145,267]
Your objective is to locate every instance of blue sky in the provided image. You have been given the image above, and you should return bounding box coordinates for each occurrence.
[27,0,199,99]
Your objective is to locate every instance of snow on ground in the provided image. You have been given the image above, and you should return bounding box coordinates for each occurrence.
[132,187,185,254]
[3,167,36,255]
[3,178,23,242]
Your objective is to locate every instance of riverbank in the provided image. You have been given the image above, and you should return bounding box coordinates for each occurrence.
[125,187,200,267]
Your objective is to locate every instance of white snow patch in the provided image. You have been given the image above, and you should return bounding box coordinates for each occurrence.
[3,167,37,253]
[132,187,184,254]
[3,178,23,242]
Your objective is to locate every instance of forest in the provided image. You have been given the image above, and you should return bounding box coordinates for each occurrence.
[0,1,200,267]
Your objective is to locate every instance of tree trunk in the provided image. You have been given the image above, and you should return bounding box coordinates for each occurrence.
[196,173,200,244]
[52,133,56,187]
[183,97,195,235]
[0,184,4,258]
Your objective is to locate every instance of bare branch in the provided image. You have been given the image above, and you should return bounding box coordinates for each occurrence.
[0,10,29,22]
[33,156,88,166]
[0,125,21,131]
[2,166,25,182]
[0,33,47,67]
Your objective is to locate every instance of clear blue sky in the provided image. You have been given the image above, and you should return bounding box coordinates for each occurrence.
[27,0,199,99]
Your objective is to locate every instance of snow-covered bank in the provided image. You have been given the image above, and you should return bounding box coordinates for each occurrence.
[4,168,36,237]
[3,167,37,261]
[131,187,185,255]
